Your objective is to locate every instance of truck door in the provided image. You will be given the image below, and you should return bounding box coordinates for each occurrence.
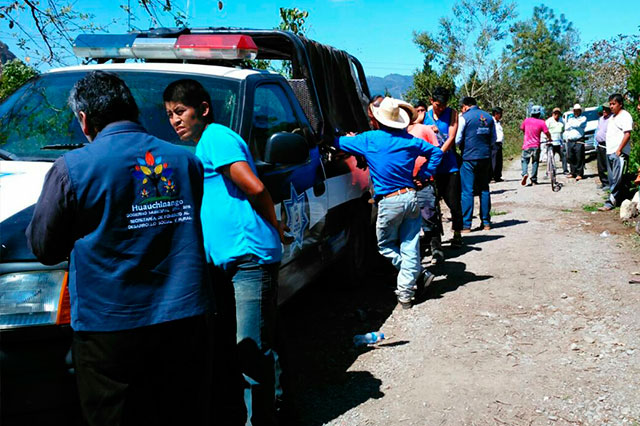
[247,82,328,300]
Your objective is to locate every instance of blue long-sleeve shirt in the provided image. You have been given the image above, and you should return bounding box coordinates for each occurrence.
[334,128,443,196]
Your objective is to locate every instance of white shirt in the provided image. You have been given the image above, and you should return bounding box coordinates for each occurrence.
[494,120,504,143]
[455,115,466,146]
[563,114,587,142]
[544,117,564,145]
[606,109,633,155]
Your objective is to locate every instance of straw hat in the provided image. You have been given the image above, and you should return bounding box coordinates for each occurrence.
[371,97,410,129]
[573,103,582,111]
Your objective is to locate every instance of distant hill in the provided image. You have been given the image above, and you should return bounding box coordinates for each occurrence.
[0,41,16,64]
[366,73,413,100]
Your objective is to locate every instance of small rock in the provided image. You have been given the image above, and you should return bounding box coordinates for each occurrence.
[600,230,610,238]
[584,336,595,344]
[571,343,580,351]
[548,415,558,421]
[561,293,568,299]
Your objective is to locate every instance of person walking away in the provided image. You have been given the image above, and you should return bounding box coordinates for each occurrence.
[163,79,291,425]
[423,87,464,247]
[334,97,443,309]
[456,97,496,232]
[595,104,612,189]
[544,107,566,174]
[563,104,587,180]
[519,105,551,186]
[407,102,443,264]
[599,93,633,211]
[491,107,504,182]
[26,71,211,426]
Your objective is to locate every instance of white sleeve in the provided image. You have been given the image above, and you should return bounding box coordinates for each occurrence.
[455,115,466,146]
[621,111,634,132]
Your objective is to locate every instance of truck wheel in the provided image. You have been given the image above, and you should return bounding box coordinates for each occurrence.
[344,200,374,285]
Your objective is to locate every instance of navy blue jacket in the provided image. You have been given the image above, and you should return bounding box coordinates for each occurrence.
[27,121,210,332]
[458,106,496,161]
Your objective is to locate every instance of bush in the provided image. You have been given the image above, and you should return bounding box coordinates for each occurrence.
[626,53,640,171]
[0,59,38,100]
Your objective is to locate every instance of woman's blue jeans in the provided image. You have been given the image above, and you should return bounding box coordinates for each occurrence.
[220,258,282,426]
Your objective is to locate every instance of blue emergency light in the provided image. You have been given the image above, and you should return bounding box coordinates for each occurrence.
[72,33,258,61]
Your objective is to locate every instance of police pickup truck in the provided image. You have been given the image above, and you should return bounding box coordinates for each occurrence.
[0,28,373,424]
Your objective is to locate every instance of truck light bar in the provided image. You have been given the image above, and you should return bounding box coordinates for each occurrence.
[73,33,258,61]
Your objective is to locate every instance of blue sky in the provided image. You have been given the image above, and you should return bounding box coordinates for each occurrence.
[2,0,639,76]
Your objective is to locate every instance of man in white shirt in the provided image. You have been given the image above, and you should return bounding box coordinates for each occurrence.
[544,107,568,174]
[491,107,504,182]
[599,93,633,211]
[563,103,587,180]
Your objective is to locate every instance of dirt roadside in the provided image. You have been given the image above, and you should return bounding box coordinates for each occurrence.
[281,158,640,426]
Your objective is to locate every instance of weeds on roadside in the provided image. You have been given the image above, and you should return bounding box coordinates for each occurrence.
[561,209,573,213]
[491,210,507,216]
[583,202,604,212]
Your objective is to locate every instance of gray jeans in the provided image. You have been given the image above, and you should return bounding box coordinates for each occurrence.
[605,153,628,208]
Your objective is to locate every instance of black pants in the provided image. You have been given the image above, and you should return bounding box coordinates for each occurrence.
[491,142,503,181]
[566,141,585,178]
[435,171,463,232]
[596,144,609,186]
[72,316,208,426]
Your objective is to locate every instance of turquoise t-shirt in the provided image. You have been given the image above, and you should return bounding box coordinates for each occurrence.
[196,124,282,267]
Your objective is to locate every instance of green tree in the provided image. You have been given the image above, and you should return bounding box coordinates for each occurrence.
[626,53,640,171]
[0,1,195,67]
[407,0,517,103]
[0,59,38,99]
[508,5,579,113]
[575,36,640,106]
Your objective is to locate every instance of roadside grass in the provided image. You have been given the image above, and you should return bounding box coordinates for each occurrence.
[490,210,507,216]
[583,202,604,212]
[561,209,573,213]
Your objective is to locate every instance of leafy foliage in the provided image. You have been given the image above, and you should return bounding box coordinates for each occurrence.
[0,1,193,67]
[406,0,517,104]
[508,5,579,114]
[0,59,39,99]
[626,53,640,171]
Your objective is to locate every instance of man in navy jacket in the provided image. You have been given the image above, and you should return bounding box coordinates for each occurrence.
[26,71,211,426]
[455,97,496,232]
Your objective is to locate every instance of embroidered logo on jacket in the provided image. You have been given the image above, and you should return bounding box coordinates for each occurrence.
[127,150,194,230]
[132,151,176,202]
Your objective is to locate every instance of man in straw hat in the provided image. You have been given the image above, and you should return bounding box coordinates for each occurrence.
[563,103,587,180]
[333,97,443,309]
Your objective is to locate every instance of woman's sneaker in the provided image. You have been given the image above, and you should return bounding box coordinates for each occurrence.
[521,174,528,186]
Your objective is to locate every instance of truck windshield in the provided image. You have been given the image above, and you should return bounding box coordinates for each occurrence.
[0,70,240,161]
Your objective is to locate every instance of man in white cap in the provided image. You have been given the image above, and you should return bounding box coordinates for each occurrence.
[563,103,587,180]
[333,97,443,309]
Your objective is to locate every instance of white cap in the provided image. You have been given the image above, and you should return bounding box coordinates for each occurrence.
[573,103,582,111]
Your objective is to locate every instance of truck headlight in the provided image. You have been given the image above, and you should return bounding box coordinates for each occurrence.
[0,271,67,329]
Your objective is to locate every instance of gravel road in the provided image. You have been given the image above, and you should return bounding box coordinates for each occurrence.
[280,158,640,426]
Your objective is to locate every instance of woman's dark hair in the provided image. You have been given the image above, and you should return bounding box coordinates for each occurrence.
[68,70,139,133]
[163,79,214,123]
[609,93,624,105]
[492,107,503,116]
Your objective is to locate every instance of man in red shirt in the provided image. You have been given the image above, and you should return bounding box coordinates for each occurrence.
[520,105,552,186]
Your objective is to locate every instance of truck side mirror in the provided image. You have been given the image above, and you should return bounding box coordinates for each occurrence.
[264,132,309,165]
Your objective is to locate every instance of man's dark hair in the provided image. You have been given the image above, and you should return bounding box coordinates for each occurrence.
[492,107,503,116]
[415,100,428,109]
[431,87,450,104]
[461,97,477,107]
[609,93,624,105]
[163,79,214,123]
[68,71,139,134]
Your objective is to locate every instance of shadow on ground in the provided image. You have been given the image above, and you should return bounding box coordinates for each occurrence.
[420,260,493,302]
[278,265,396,425]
